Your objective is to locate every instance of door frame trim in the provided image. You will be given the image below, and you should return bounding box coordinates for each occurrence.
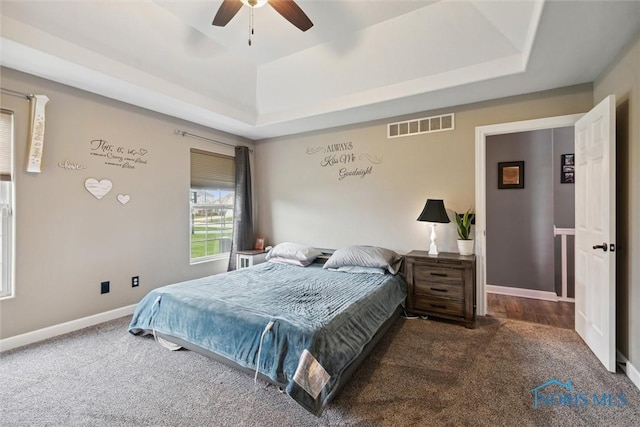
[474,113,584,316]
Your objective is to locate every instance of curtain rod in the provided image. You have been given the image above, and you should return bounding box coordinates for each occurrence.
[174,129,252,152]
[1,87,34,100]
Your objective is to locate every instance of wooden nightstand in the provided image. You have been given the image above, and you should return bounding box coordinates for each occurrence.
[404,251,476,328]
[236,250,268,269]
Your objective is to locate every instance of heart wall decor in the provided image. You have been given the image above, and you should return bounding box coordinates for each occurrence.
[117,194,131,205]
[84,178,113,200]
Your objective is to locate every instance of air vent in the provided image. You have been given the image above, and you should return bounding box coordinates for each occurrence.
[387,113,455,138]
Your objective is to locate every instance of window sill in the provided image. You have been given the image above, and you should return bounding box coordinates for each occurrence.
[190,254,230,266]
[0,293,15,301]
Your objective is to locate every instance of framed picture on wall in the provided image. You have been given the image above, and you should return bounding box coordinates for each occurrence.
[561,154,575,184]
[498,161,525,189]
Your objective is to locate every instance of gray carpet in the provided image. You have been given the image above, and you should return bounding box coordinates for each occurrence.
[1,315,638,426]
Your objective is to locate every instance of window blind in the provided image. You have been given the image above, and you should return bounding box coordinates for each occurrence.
[0,110,13,182]
[190,149,235,190]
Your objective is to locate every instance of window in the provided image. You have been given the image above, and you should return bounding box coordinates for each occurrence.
[190,149,235,262]
[1,109,14,298]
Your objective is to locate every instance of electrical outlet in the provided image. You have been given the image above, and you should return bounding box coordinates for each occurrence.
[132,276,139,287]
[101,281,110,294]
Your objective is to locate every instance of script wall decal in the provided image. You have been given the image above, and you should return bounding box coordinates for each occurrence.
[58,160,87,171]
[84,178,113,200]
[306,141,382,181]
[89,139,149,170]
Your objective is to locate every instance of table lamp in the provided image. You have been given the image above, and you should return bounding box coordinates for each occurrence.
[417,199,450,255]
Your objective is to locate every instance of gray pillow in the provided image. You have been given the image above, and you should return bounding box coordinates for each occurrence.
[323,245,402,275]
[328,265,387,275]
[267,257,312,267]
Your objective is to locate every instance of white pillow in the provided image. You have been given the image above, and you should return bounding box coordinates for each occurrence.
[323,245,402,275]
[265,242,322,263]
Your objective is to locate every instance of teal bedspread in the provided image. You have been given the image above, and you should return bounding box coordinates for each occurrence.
[128,262,407,415]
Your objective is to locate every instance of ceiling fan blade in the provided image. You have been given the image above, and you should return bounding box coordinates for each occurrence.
[269,0,313,32]
[212,0,243,27]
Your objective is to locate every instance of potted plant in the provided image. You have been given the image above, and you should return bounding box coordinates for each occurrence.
[454,208,475,256]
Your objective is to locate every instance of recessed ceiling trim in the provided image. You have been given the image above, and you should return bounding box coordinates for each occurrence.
[256,53,525,127]
[0,37,257,129]
[520,0,545,70]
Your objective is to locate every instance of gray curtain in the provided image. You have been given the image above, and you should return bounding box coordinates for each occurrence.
[228,146,253,271]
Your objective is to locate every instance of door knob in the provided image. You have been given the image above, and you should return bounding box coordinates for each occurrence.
[592,243,608,251]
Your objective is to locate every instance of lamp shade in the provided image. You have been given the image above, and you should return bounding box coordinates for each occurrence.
[417,199,450,223]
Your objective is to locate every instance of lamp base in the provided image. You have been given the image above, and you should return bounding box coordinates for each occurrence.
[428,223,439,255]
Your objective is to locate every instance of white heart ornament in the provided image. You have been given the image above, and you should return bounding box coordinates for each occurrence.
[84,178,113,200]
[117,194,131,205]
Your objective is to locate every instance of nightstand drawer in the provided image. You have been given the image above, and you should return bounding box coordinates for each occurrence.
[414,280,463,299]
[414,265,463,285]
[414,296,464,317]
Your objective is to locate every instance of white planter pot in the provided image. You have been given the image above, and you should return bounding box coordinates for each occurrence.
[457,239,474,256]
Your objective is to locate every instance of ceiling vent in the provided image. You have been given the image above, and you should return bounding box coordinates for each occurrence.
[387,113,454,139]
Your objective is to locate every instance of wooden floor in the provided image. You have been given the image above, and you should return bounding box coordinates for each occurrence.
[486,293,575,329]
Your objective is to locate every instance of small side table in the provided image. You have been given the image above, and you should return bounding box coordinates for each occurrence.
[236,249,268,269]
[404,251,476,328]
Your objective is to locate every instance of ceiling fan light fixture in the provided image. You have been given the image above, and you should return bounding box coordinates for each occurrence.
[212,0,313,33]
[241,0,268,8]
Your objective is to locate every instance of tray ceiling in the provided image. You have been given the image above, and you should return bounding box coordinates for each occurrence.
[1,1,639,139]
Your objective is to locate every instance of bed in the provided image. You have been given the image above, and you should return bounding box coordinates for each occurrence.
[129,244,407,416]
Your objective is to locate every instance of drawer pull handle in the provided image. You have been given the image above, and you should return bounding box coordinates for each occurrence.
[430,272,448,277]
[430,287,448,293]
[430,304,447,309]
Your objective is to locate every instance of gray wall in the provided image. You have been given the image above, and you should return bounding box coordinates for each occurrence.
[552,127,576,297]
[486,130,555,292]
[0,67,253,339]
[0,67,595,341]
[255,85,593,258]
[594,30,639,368]
[486,127,575,294]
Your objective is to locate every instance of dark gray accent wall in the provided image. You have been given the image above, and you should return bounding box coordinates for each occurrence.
[552,127,576,298]
[486,130,555,292]
[552,127,576,227]
[487,128,575,294]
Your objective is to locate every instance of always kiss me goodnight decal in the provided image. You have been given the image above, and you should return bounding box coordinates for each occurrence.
[306,141,382,182]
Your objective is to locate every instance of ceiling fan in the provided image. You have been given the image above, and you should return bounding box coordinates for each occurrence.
[212,0,313,45]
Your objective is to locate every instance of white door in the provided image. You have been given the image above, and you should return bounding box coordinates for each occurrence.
[574,95,616,372]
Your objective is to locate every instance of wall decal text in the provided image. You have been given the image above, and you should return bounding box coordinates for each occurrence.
[306,141,382,181]
[58,160,87,171]
[89,139,149,170]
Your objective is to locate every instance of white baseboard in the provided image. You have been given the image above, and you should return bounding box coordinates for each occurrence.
[0,304,137,352]
[628,361,640,391]
[617,350,640,391]
[486,284,558,302]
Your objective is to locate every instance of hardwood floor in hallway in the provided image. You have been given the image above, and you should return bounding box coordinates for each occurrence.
[486,293,575,329]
